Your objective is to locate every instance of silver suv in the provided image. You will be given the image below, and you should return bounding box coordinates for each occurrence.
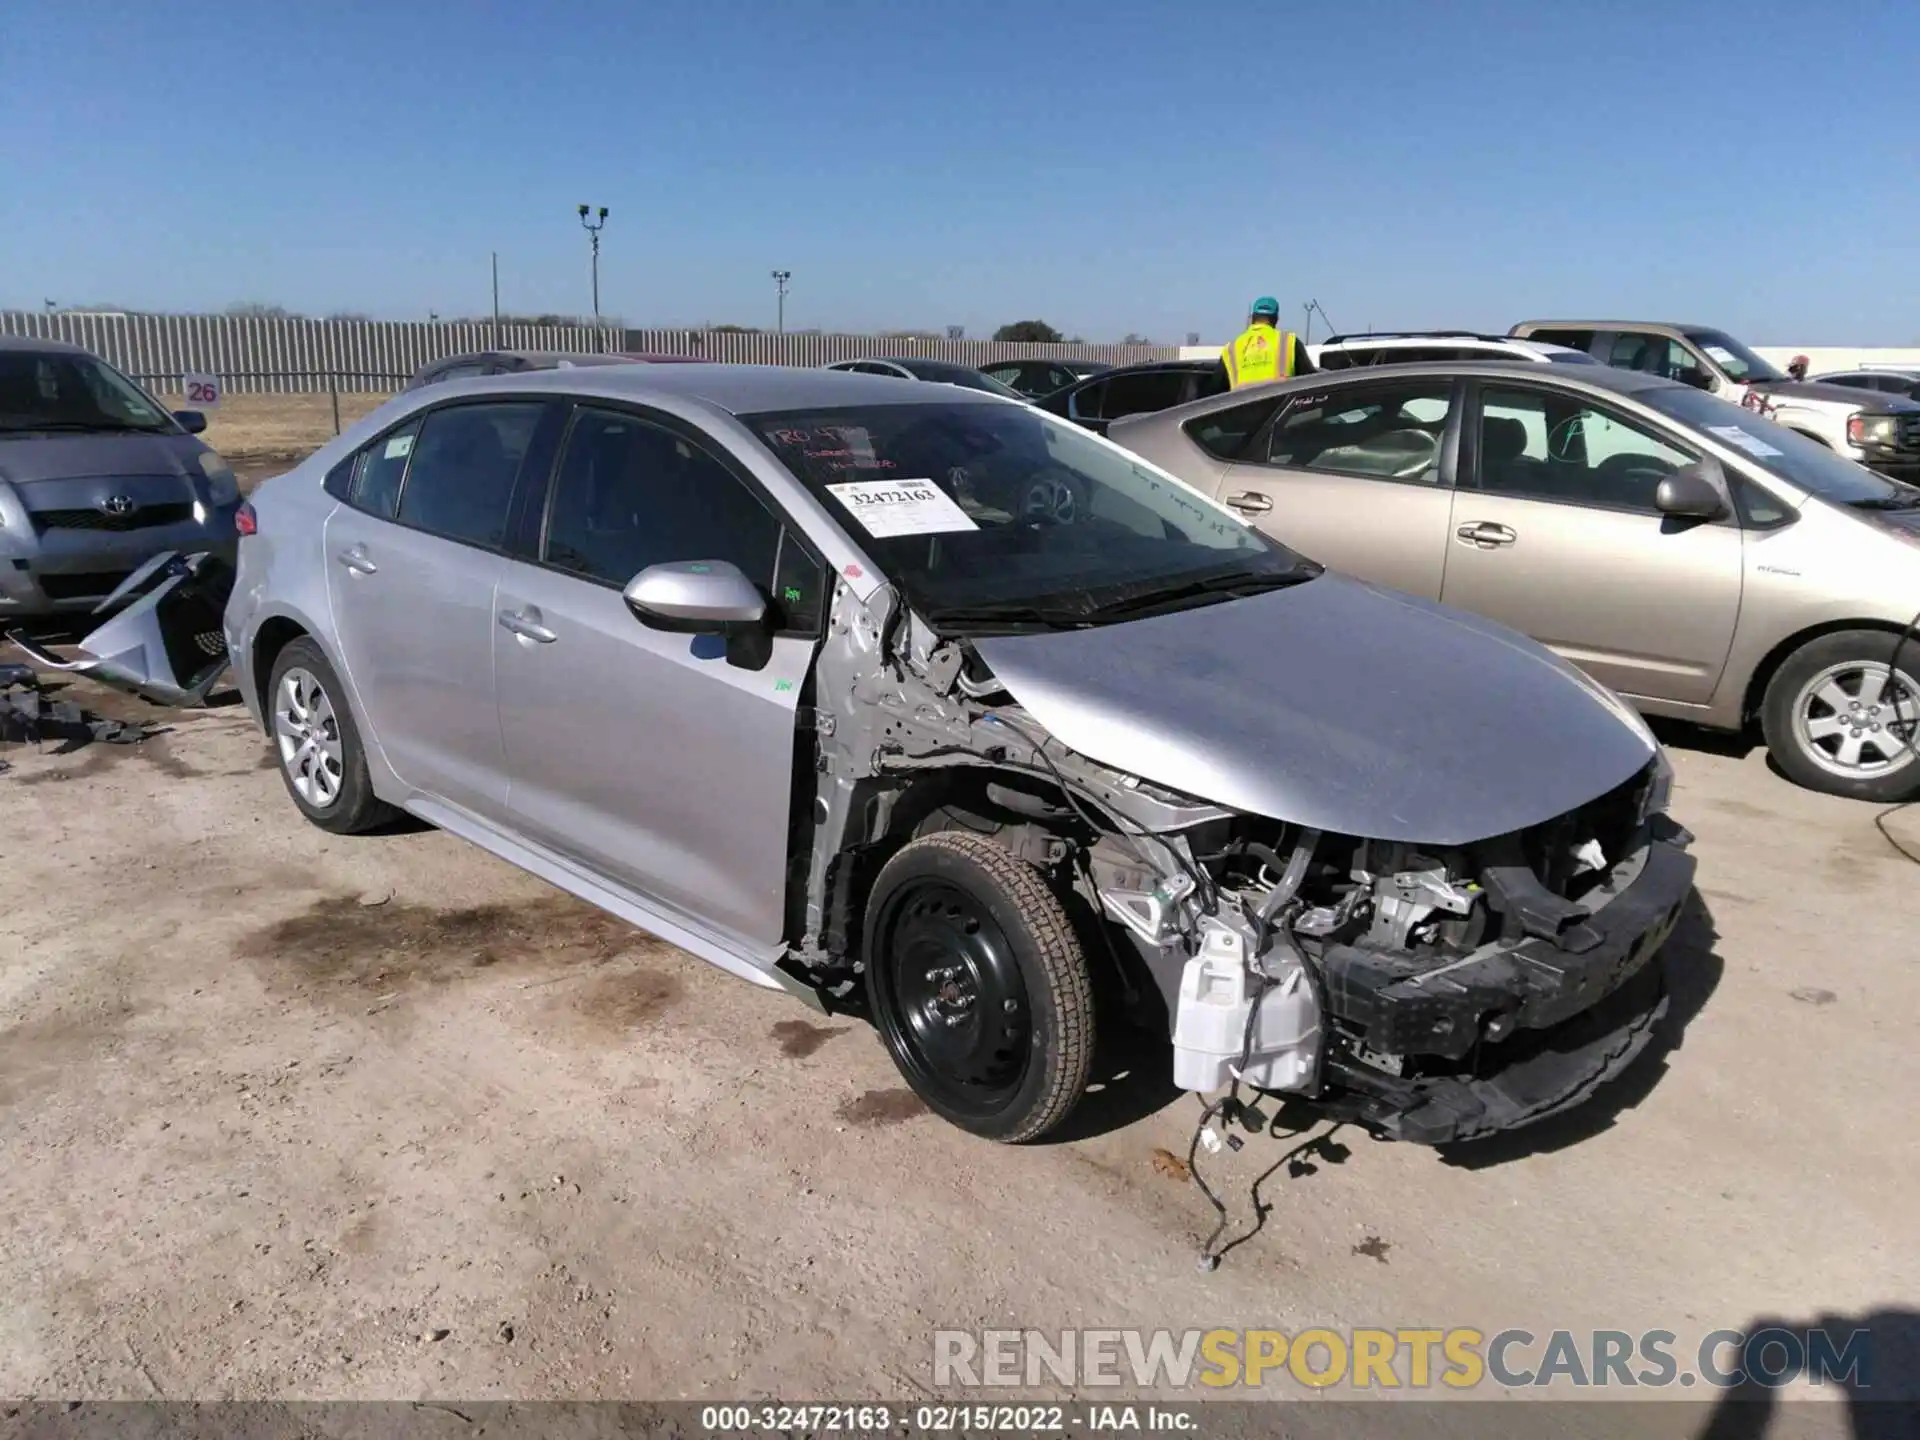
[215,365,1694,1146]
[0,337,241,619]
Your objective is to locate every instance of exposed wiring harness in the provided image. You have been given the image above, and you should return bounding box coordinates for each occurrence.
[979,712,1219,912]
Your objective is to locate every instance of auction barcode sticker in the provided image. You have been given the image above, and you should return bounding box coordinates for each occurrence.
[825,478,979,538]
[1705,424,1784,458]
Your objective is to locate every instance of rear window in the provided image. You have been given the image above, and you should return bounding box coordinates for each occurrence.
[1523,328,1596,353]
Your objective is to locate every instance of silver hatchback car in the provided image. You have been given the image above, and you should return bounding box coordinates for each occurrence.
[225,365,1694,1146]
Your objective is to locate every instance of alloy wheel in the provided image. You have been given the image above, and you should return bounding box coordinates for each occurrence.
[1791,659,1920,779]
[273,666,345,807]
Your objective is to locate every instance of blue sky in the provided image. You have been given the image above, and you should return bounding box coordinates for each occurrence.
[4,0,1916,343]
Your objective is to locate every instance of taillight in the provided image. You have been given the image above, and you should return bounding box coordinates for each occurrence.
[235,502,258,536]
[1847,415,1867,445]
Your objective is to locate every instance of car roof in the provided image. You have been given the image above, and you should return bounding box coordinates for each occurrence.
[1513,320,1715,333]
[469,361,1012,413]
[0,334,92,356]
[1087,359,1217,376]
[1123,359,1683,421]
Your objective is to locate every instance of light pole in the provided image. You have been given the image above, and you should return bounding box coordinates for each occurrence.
[577,204,608,322]
[771,270,791,334]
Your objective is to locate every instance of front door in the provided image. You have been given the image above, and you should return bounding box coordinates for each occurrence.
[492,405,823,953]
[1440,381,1743,706]
[323,400,547,814]
[1212,375,1461,599]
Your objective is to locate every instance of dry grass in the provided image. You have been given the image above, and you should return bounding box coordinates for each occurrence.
[153,390,397,462]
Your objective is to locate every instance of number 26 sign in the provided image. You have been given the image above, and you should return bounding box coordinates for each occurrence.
[183,372,223,409]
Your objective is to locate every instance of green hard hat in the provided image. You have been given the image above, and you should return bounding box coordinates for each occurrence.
[1250,296,1281,318]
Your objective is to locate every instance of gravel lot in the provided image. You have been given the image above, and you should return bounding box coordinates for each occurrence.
[0,663,1913,1429]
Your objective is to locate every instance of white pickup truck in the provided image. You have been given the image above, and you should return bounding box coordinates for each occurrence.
[1510,320,1920,483]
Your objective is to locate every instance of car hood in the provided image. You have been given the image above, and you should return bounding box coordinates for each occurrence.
[970,573,1657,845]
[1748,379,1920,412]
[0,431,202,483]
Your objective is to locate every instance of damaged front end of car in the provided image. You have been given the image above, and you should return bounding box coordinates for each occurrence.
[786,572,1694,1148]
[5,550,234,708]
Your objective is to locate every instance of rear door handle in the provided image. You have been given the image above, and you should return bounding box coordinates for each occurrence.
[498,609,557,644]
[1455,521,1517,548]
[1224,491,1274,514]
[335,545,377,575]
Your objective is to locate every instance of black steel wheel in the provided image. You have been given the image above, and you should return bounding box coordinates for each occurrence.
[864,831,1095,1143]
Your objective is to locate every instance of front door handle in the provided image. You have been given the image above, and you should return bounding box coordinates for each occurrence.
[1224,491,1274,514]
[1455,521,1517,549]
[336,545,377,575]
[498,609,558,644]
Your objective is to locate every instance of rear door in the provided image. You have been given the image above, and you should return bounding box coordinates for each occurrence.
[491,404,826,952]
[1211,375,1462,599]
[1440,380,1742,705]
[322,398,553,815]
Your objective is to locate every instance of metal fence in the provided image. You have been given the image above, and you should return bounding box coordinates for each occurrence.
[1,312,1176,392]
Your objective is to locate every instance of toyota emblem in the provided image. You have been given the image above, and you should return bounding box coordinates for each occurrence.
[99,494,136,517]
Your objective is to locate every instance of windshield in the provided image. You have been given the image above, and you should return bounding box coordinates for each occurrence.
[1643,386,1917,506]
[745,401,1312,628]
[1683,328,1785,384]
[0,350,175,434]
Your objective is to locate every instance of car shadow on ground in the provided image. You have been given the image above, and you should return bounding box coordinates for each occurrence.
[1433,889,1724,1169]
[1694,1306,1918,1439]
[1040,1016,1189,1144]
[1646,714,1760,761]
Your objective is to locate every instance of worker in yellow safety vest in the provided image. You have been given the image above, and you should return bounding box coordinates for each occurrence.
[1220,296,1313,389]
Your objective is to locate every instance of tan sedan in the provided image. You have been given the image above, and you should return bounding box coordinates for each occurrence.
[1109,360,1920,801]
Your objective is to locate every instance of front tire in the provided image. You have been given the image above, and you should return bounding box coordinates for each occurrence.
[1760,629,1920,801]
[266,638,393,834]
[863,831,1095,1143]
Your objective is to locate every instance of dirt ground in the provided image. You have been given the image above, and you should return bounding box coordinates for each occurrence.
[153,392,396,467]
[0,666,1914,1428]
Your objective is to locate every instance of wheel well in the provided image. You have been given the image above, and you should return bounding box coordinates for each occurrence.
[1741,618,1912,725]
[250,617,309,713]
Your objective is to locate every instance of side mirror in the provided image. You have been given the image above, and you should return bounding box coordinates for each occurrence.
[622,560,767,634]
[1656,461,1730,521]
[173,410,208,434]
[1674,367,1713,391]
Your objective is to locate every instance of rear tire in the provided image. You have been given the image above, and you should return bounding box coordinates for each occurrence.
[864,831,1095,1143]
[266,638,393,834]
[1760,629,1920,802]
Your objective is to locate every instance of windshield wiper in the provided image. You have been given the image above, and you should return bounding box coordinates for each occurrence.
[921,602,1096,632]
[1080,564,1322,620]
[1849,492,1920,511]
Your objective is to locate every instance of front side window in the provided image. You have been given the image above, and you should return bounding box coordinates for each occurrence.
[1099,371,1190,420]
[745,401,1301,626]
[543,407,783,594]
[395,402,544,547]
[1606,333,1701,380]
[1471,386,1697,512]
[1265,381,1454,484]
[1067,379,1108,421]
[0,350,171,434]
